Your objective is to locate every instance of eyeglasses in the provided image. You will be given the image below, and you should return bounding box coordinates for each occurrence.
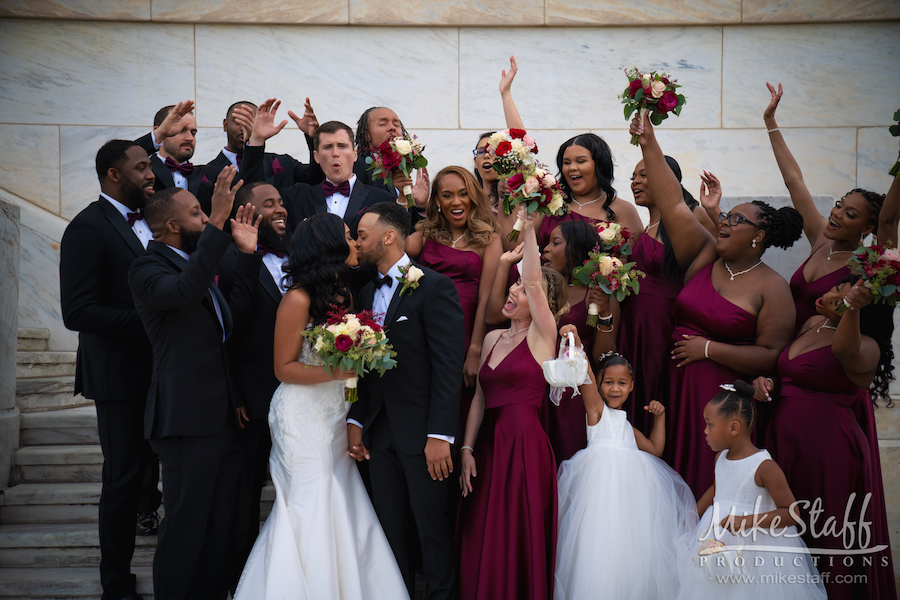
[472,148,488,158]
[718,212,761,229]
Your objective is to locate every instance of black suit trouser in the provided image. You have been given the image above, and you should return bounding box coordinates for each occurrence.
[367,411,458,600]
[95,399,161,600]
[150,427,241,600]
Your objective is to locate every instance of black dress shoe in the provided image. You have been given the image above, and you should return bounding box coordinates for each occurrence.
[136,510,159,536]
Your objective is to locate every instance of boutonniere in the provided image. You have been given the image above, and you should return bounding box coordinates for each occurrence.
[398,263,424,297]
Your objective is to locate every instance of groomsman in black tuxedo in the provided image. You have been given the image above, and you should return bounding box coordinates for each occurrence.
[133,101,207,198]
[235,101,394,234]
[216,180,289,591]
[348,202,465,600]
[353,106,430,232]
[128,168,261,600]
[60,139,161,600]
[203,99,325,190]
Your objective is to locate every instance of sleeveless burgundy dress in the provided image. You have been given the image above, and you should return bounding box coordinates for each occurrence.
[789,251,848,334]
[458,338,557,600]
[539,296,592,465]
[767,342,897,600]
[617,234,684,435]
[665,263,757,497]
[419,238,482,428]
[537,211,602,249]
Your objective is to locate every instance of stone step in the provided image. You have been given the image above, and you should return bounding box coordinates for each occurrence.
[0,482,101,524]
[17,327,50,351]
[0,566,152,598]
[16,375,92,413]
[16,351,77,379]
[0,523,156,568]
[12,445,104,484]
[19,405,98,446]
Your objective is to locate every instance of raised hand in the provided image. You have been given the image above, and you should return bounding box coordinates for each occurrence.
[247,98,288,147]
[764,82,783,123]
[699,170,722,214]
[288,97,319,138]
[208,165,243,229]
[154,99,195,142]
[499,55,518,97]
[230,203,262,254]
[841,281,874,313]
[411,167,430,209]
[629,111,654,146]
[500,241,525,265]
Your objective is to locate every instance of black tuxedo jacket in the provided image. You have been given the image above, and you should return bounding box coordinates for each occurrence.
[128,226,262,438]
[60,197,153,403]
[353,154,425,234]
[134,133,207,195]
[218,245,282,421]
[241,144,393,234]
[203,135,324,193]
[348,261,465,455]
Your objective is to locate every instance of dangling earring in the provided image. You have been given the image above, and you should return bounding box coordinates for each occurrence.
[751,239,757,248]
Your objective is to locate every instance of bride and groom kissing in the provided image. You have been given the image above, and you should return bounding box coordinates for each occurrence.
[234,200,465,600]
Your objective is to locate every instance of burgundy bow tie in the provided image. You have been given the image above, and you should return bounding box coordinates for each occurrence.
[164,156,194,176]
[257,243,285,259]
[322,179,351,198]
[126,210,144,227]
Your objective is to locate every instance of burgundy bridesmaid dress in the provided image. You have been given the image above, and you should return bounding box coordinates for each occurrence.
[665,263,757,497]
[537,211,601,249]
[458,338,557,600]
[767,342,897,600]
[616,234,683,435]
[419,238,482,428]
[540,296,591,465]
[789,251,848,334]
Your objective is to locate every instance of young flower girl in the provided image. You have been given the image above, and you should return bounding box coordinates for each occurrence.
[554,325,697,600]
[676,380,826,600]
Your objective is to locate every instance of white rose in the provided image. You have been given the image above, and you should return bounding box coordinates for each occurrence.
[599,227,618,243]
[406,266,425,283]
[598,256,616,277]
[611,257,623,269]
[548,195,564,214]
[346,317,361,337]
[334,323,350,336]
[542,174,556,188]
[488,131,506,147]
[650,80,666,99]
[393,139,412,155]
[534,168,546,178]
[314,337,325,352]
[641,73,652,85]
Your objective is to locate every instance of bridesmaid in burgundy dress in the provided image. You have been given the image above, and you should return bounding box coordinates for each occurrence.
[753,282,897,600]
[406,166,501,428]
[617,156,717,435]
[458,211,567,600]
[630,114,803,497]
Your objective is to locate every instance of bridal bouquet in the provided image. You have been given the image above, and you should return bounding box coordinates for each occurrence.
[594,221,634,256]
[889,108,900,177]
[301,306,397,402]
[365,134,428,207]
[503,163,566,242]
[620,68,686,145]
[485,128,539,177]
[835,242,900,314]
[572,250,645,326]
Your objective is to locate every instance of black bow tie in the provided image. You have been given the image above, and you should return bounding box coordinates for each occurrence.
[376,273,393,288]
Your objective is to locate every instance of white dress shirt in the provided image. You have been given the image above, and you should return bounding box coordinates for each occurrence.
[324,175,356,219]
[101,192,152,249]
[222,147,240,168]
[349,253,454,444]
[166,245,225,341]
[261,250,289,296]
[149,132,189,189]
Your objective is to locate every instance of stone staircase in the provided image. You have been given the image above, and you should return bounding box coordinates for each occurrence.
[0,329,276,598]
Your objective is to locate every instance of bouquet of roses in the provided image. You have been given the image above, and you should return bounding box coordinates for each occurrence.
[572,249,645,326]
[835,242,900,314]
[485,128,539,178]
[301,306,397,402]
[594,221,634,256]
[365,134,428,208]
[620,67,686,146]
[502,162,566,242]
[889,108,900,177]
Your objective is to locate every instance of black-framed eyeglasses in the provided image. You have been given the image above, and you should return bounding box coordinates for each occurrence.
[472,148,488,158]
[718,211,761,229]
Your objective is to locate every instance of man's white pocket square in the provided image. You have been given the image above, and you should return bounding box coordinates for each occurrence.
[396,315,409,323]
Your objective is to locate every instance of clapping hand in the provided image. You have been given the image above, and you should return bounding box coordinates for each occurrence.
[208,166,243,229]
[699,171,722,215]
[230,203,262,254]
[288,97,319,138]
[154,99,195,142]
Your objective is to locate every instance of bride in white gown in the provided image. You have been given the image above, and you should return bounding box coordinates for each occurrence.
[235,213,408,600]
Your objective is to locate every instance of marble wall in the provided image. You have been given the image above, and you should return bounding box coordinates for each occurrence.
[0,197,20,487]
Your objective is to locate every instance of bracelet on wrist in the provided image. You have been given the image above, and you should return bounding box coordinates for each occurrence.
[766,128,780,134]
[704,339,711,359]
[461,445,474,453]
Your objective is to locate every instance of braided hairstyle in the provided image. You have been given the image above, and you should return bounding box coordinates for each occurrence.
[658,156,699,284]
[355,107,408,155]
[842,188,886,229]
[710,380,757,430]
[597,352,634,382]
[540,266,570,323]
[750,200,804,250]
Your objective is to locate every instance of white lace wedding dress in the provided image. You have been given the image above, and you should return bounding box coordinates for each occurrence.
[234,336,408,600]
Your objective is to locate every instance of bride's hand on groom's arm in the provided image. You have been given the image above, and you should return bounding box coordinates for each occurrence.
[347,423,369,461]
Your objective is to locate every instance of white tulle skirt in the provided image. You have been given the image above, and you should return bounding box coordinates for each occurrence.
[554,440,699,600]
[675,504,827,600]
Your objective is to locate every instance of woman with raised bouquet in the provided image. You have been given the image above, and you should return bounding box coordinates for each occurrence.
[235,213,406,600]
[366,132,428,207]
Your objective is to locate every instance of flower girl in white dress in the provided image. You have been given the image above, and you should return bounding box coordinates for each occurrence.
[554,325,698,600]
[676,380,826,600]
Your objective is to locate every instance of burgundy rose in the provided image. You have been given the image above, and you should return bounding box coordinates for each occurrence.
[508,128,526,140]
[657,91,678,113]
[495,141,512,157]
[628,79,642,97]
[506,172,525,190]
[334,334,353,352]
[643,86,653,99]
[540,187,553,206]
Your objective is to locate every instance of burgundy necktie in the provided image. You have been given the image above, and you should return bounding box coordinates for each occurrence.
[164,156,194,176]
[257,243,285,259]
[236,155,242,168]
[322,180,351,197]
[126,210,144,227]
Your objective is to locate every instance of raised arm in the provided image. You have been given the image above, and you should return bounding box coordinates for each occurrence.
[485,242,522,325]
[499,56,524,130]
[465,235,502,387]
[831,282,881,389]
[763,83,825,245]
[519,212,557,358]
[877,165,900,246]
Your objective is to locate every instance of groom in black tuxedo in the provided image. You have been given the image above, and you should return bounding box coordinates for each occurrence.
[128,168,262,600]
[348,202,464,599]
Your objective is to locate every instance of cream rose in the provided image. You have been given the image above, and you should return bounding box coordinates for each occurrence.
[599,227,618,243]
[488,132,506,147]
[534,168,546,178]
[650,80,666,99]
[542,174,557,188]
[598,256,616,276]
[548,195,564,214]
[346,317,361,337]
[642,73,652,85]
[882,248,900,262]
[406,266,424,283]
[393,139,412,155]
[611,257,623,269]
[524,176,540,195]
[314,337,325,352]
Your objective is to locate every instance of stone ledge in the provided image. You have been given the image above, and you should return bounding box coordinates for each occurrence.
[0,565,152,597]
[14,445,102,466]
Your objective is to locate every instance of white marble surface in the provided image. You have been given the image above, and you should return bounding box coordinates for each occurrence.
[546,0,741,25]
[194,25,460,130]
[0,125,60,214]
[857,127,900,195]
[0,19,194,126]
[459,26,722,131]
[741,0,900,23]
[0,0,151,20]
[0,198,19,411]
[722,23,900,128]
[349,0,544,25]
